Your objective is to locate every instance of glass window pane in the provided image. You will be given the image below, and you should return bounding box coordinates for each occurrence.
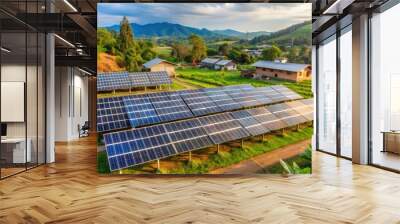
[371,4,400,171]
[317,36,337,154]
[340,28,352,158]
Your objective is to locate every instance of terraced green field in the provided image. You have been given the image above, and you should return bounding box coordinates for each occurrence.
[176,67,313,98]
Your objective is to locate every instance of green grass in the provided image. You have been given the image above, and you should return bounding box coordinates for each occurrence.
[176,67,313,98]
[96,126,313,174]
[154,46,172,57]
[261,147,312,174]
[177,77,219,88]
[97,150,110,173]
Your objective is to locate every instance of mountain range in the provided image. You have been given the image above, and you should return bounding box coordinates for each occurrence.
[104,22,270,39]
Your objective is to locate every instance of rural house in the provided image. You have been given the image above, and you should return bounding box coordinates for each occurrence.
[252,60,311,82]
[200,57,237,70]
[200,58,221,69]
[143,58,176,77]
[214,60,237,70]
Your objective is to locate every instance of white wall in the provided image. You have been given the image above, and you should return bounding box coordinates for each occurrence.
[54,67,89,141]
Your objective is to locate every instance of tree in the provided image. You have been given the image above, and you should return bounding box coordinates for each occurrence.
[301,46,311,64]
[119,16,134,54]
[218,43,230,56]
[172,43,190,62]
[261,45,282,61]
[189,35,207,65]
[288,46,300,63]
[97,28,117,54]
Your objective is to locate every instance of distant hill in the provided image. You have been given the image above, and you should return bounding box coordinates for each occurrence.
[249,21,311,46]
[213,29,270,39]
[106,22,224,38]
[104,22,270,39]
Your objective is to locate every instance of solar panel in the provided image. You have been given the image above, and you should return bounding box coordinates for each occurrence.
[223,84,255,91]
[246,107,286,131]
[198,113,250,144]
[266,103,307,127]
[148,92,194,122]
[104,125,177,171]
[122,96,161,127]
[231,110,270,136]
[180,90,222,116]
[146,71,172,86]
[286,100,313,121]
[203,89,242,111]
[271,85,303,101]
[242,88,274,105]
[164,119,214,153]
[97,97,130,132]
[225,90,260,107]
[129,72,152,87]
[97,72,131,91]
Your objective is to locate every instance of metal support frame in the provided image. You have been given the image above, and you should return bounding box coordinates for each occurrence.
[188,151,192,162]
[157,159,160,170]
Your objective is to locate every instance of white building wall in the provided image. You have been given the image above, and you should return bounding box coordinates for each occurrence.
[54,67,89,141]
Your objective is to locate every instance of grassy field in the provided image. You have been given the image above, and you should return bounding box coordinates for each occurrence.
[260,147,312,174]
[176,67,313,98]
[154,46,172,57]
[97,126,313,174]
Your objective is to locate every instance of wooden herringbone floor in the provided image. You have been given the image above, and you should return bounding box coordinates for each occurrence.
[1,135,400,224]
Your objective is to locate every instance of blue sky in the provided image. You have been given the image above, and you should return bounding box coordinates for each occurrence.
[98,3,311,32]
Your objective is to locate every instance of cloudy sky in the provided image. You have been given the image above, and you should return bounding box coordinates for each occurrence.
[98,3,311,32]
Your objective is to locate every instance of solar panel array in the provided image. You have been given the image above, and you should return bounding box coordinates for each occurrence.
[97,97,130,132]
[97,71,171,91]
[97,85,303,132]
[103,99,314,171]
[97,73,131,92]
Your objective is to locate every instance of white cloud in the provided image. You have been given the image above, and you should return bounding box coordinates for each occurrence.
[98,3,311,32]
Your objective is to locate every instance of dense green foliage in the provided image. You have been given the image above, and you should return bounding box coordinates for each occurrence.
[263,147,312,174]
[189,34,207,64]
[262,44,282,61]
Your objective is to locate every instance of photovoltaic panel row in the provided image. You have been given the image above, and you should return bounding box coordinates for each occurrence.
[129,72,151,87]
[103,99,313,171]
[179,90,222,116]
[202,88,242,111]
[198,113,251,144]
[286,99,314,121]
[104,125,177,171]
[97,97,131,132]
[231,110,270,136]
[97,73,131,92]
[123,96,161,127]
[271,85,303,101]
[97,85,303,132]
[146,71,172,86]
[97,71,172,91]
[266,103,308,127]
[147,92,193,122]
[246,107,286,131]
[164,119,214,153]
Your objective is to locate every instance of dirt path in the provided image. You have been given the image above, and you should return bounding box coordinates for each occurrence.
[173,77,200,89]
[210,139,311,174]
